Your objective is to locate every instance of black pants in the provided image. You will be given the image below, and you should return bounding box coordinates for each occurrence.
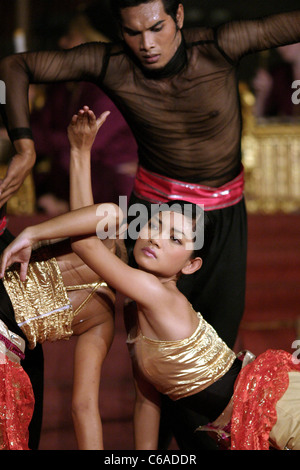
[177,197,247,348]
[125,196,248,449]
[0,229,44,450]
[161,358,243,450]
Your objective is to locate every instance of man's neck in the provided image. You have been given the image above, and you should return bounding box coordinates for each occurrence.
[126,34,187,79]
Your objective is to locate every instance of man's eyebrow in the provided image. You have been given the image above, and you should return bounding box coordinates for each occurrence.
[123,20,165,34]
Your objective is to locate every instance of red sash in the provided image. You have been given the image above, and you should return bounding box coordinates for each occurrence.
[133,166,244,210]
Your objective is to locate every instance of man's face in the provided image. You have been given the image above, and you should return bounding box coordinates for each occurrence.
[120,0,184,70]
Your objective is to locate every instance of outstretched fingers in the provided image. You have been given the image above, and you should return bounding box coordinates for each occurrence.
[73,106,110,131]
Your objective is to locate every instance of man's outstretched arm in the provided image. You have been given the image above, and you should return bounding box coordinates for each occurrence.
[216,10,300,63]
[0,42,106,208]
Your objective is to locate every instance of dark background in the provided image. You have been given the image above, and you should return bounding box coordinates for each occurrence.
[0,0,299,85]
[1,1,300,48]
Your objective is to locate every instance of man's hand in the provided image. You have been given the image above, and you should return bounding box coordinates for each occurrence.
[68,106,110,156]
[0,139,36,209]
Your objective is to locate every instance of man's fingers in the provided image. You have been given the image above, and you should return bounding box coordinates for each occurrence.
[0,183,20,208]
[0,176,21,198]
[0,174,8,193]
[0,195,11,209]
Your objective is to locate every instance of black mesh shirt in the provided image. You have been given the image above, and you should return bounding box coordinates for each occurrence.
[1,11,300,187]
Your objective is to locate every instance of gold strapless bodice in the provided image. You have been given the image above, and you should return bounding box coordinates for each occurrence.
[127,310,236,400]
[3,253,108,349]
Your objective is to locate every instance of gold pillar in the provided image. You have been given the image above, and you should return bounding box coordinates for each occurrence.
[240,83,300,213]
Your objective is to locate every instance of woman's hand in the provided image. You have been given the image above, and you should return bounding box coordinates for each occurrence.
[67,106,110,155]
[0,228,35,281]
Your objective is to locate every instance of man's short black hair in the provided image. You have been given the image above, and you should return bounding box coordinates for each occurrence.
[110,0,181,24]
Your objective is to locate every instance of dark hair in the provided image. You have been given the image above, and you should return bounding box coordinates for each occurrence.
[110,0,181,24]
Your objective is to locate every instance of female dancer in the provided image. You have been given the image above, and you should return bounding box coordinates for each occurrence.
[0,109,126,450]
[1,109,300,451]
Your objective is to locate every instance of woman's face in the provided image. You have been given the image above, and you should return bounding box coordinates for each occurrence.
[133,210,195,279]
[120,0,184,70]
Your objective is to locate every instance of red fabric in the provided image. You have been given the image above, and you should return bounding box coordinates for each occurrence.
[0,358,35,450]
[231,349,300,450]
[133,166,244,210]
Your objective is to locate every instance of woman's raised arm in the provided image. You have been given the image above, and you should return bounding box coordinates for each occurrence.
[68,106,110,210]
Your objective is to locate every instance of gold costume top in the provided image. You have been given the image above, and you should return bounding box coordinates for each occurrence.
[127,310,236,400]
[3,243,116,349]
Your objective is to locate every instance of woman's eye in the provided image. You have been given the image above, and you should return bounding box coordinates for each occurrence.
[149,221,159,231]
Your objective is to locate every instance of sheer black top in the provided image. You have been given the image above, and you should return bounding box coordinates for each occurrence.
[1,11,300,186]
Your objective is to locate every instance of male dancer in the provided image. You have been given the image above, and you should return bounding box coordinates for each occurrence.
[1,0,300,448]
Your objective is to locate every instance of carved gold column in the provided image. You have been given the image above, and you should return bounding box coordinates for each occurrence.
[240,83,300,213]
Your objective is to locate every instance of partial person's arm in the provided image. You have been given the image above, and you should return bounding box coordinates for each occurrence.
[217,10,300,63]
[0,138,36,207]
